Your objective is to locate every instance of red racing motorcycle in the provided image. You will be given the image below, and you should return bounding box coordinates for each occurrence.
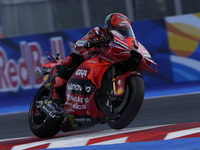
[28,30,157,138]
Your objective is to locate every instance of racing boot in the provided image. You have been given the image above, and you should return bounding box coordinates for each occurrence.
[42,76,67,118]
[42,99,64,118]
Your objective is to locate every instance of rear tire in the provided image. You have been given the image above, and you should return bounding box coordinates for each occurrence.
[106,76,144,129]
[28,85,62,138]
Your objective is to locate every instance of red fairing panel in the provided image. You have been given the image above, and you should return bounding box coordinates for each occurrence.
[65,57,112,118]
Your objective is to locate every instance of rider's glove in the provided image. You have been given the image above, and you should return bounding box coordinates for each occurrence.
[84,37,99,49]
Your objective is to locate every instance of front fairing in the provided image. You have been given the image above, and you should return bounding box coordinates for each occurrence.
[110,30,136,49]
[136,43,157,73]
[107,30,133,60]
[137,42,151,59]
[110,30,152,58]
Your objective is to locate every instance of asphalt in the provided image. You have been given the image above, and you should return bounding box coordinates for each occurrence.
[1,93,200,140]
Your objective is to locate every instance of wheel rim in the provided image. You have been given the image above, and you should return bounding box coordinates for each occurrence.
[107,78,134,122]
[31,100,47,126]
[113,84,130,114]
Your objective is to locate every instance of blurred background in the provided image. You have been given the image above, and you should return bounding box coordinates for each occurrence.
[0,0,199,38]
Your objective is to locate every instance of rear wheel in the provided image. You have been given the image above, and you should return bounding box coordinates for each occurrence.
[106,75,144,129]
[28,85,62,138]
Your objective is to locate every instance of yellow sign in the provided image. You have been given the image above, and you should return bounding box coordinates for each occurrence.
[166,13,200,57]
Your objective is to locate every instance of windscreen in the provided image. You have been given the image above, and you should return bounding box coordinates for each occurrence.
[114,26,136,39]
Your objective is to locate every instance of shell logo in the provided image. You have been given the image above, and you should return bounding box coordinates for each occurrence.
[165,13,200,57]
[117,88,124,95]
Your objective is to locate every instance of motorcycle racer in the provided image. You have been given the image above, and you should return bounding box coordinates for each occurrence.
[43,13,139,117]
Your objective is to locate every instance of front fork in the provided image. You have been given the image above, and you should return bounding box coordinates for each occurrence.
[112,66,117,95]
[104,66,121,120]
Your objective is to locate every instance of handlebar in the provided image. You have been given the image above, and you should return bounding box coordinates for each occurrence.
[84,37,112,49]
[95,38,111,46]
[35,70,44,80]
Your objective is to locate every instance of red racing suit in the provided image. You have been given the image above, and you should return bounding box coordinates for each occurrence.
[52,27,110,103]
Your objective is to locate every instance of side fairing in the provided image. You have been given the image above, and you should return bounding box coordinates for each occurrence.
[64,56,111,117]
[137,42,151,58]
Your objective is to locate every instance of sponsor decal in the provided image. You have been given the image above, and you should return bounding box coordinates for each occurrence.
[73,103,87,110]
[67,83,92,93]
[75,69,88,77]
[68,114,75,125]
[75,118,91,123]
[65,108,75,112]
[66,79,95,96]
[68,83,82,91]
[113,39,129,50]
[65,101,72,105]
[99,55,114,63]
[87,60,97,64]
[85,86,91,93]
[66,94,90,110]
[66,95,89,104]
[118,51,130,54]
[117,87,124,95]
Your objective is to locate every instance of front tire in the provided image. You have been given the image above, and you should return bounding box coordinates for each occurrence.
[106,75,144,129]
[28,85,62,138]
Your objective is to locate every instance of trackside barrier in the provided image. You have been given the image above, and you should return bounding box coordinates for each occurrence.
[0,13,200,114]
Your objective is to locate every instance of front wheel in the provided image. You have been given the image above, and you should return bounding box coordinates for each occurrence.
[28,85,62,138]
[106,75,144,129]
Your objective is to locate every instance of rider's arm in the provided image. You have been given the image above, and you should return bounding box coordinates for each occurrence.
[73,27,104,60]
[74,27,101,50]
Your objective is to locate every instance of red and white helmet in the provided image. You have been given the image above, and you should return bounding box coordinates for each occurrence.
[105,13,135,38]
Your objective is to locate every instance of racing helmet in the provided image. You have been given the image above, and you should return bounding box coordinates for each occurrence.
[104,13,135,38]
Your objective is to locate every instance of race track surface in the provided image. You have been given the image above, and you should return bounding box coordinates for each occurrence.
[1,93,200,140]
